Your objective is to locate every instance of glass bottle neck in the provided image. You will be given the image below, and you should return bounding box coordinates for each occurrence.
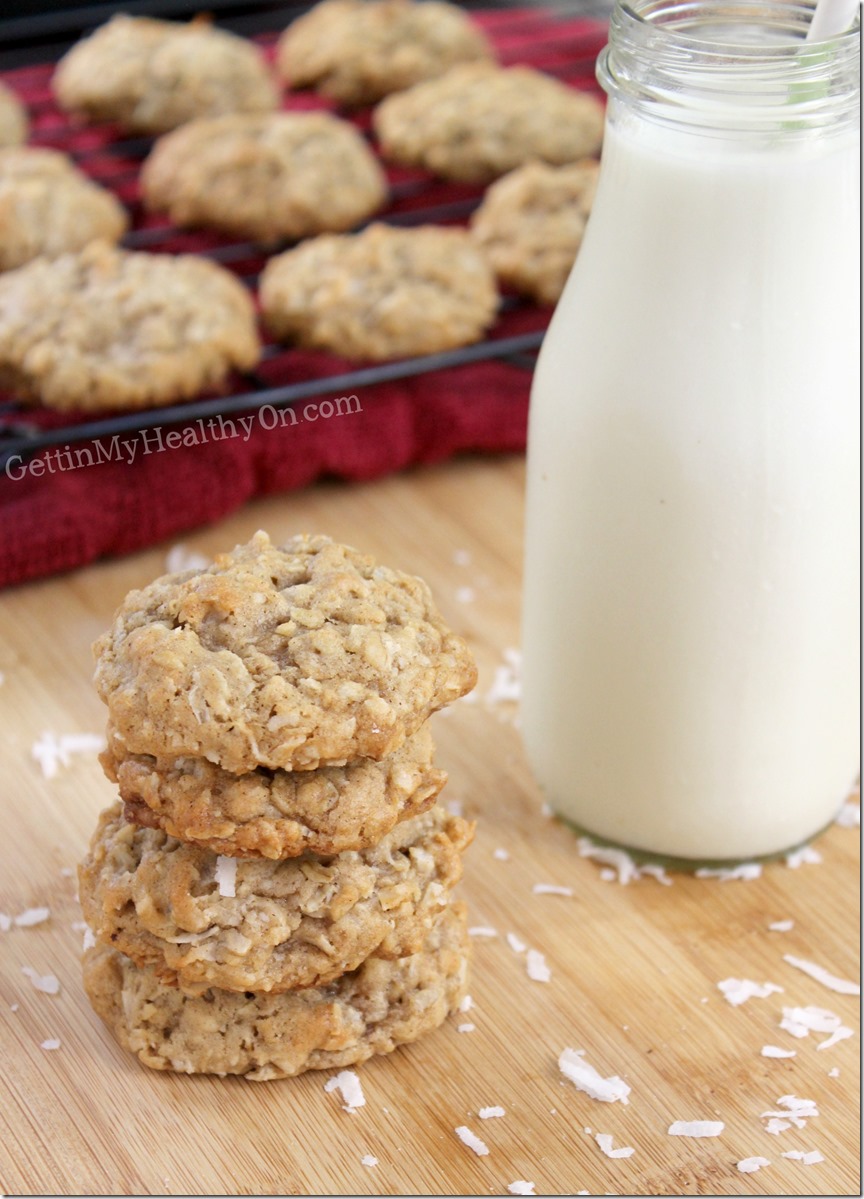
[597,0,861,137]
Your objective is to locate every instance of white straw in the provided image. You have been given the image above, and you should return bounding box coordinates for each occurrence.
[806,0,860,40]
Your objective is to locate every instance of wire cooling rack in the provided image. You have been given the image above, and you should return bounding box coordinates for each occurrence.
[0,1,608,468]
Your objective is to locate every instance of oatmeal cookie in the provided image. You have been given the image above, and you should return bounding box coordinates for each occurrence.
[0,148,128,272]
[141,112,387,243]
[374,62,604,183]
[53,14,278,135]
[0,241,260,412]
[83,900,469,1079]
[276,0,493,106]
[0,82,27,147]
[104,723,447,859]
[471,159,600,305]
[260,223,498,360]
[93,531,477,772]
[79,801,472,994]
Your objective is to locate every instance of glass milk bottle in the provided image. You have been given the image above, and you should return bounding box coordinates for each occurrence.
[521,0,860,863]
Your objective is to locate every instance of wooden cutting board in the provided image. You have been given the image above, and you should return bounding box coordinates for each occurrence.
[0,457,859,1197]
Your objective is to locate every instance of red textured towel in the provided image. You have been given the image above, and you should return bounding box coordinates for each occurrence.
[0,8,608,588]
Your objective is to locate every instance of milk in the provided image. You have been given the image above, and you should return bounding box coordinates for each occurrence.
[521,108,860,861]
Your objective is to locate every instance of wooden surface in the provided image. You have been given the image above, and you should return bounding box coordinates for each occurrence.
[0,456,859,1198]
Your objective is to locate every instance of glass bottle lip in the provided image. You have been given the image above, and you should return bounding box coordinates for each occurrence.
[597,0,861,132]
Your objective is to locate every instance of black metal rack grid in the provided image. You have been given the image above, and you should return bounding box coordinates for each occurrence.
[0,2,609,468]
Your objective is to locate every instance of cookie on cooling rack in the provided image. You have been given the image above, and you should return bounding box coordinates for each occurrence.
[260,223,499,360]
[53,14,279,135]
[104,722,447,859]
[373,62,605,183]
[83,900,469,1080]
[276,0,494,106]
[471,159,600,305]
[79,800,473,994]
[0,82,27,147]
[92,530,478,773]
[141,112,387,243]
[0,147,128,272]
[0,241,260,412]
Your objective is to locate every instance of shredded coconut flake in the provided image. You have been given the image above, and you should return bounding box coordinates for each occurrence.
[695,863,762,881]
[454,1126,488,1156]
[718,978,783,1006]
[737,1157,770,1173]
[782,1150,825,1164]
[595,1133,635,1159]
[360,1155,378,1168]
[455,586,476,604]
[532,883,574,897]
[485,649,522,706]
[780,1004,843,1037]
[762,1046,796,1058]
[493,848,510,861]
[478,1106,505,1119]
[507,1183,535,1196]
[458,994,473,1013]
[82,926,96,951]
[784,845,822,868]
[761,1095,819,1131]
[214,856,237,898]
[782,954,860,995]
[165,544,211,573]
[828,1067,840,1077]
[445,797,464,816]
[526,949,551,983]
[14,907,50,928]
[21,967,60,994]
[667,1121,724,1138]
[577,838,671,884]
[507,933,527,954]
[31,731,106,779]
[834,800,860,827]
[468,926,498,938]
[768,919,794,932]
[457,1023,476,1033]
[559,1049,630,1104]
[324,1070,365,1112]
[40,1038,61,1051]
[0,912,12,931]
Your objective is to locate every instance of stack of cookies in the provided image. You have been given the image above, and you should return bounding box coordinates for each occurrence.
[79,531,477,1081]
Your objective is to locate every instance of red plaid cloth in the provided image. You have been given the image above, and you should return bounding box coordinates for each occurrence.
[0,8,608,588]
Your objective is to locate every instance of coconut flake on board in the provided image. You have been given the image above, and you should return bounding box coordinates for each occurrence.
[782,955,860,995]
[458,994,473,1013]
[457,1023,476,1033]
[760,1095,819,1133]
[468,926,498,938]
[0,913,11,931]
[14,907,51,928]
[768,920,794,932]
[507,1183,535,1195]
[782,1150,825,1164]
[718,978,783,1006]
[360,1155,378,1167]
[324,1070,365,1112]
[595,1133,635,1159]
[762,1046,797,1058]
[559,1049,630,1104]
[454,1126,488,1156]
[695,863,762,881]
[532,884,574,897]
[737,1157,771,1173]
[507,933,527,954]
[779,1005,854,1048]
[40,1038,61,1051]
[576,838,672,885]
[493,848,511,861]
[479,1107,505,1119]
[834,800,860,827]
[667,1121,724,1137]
[31,731,106,779]
[526,950,551,983]
[20,966,60,994]
[785,845,822,868]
